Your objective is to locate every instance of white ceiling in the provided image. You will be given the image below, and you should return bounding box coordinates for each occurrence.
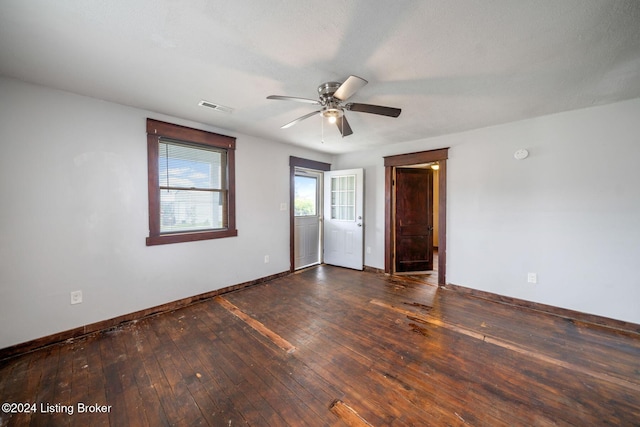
[1,0,639,154]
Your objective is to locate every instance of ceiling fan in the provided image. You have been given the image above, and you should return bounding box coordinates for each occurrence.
[267,75,401,137]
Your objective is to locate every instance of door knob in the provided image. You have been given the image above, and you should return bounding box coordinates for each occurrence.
[357,223,362,227]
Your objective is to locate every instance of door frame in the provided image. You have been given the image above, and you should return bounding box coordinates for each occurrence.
[384,148,449,285]
[289,156,331,272]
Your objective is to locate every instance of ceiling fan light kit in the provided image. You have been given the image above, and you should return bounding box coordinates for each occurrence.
[322,105,343,124]
[267,75,401,139]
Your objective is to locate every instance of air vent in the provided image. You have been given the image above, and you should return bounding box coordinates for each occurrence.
[198,100,233,114]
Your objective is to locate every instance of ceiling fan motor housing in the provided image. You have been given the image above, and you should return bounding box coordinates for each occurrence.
[318,81,345,118]
[318,81,342,102]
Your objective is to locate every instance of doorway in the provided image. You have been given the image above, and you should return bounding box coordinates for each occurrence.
[394,166,435,273]
[293,169,322,269]
[289,157,365,272]
[290,157,331,271]
[384,148,448,285]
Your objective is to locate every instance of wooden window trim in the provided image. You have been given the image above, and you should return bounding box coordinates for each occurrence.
[146,119,237,246]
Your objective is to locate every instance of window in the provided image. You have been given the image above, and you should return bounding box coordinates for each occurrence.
[330,175,356,221]
[159,141,226,233]
[146,119,237,245]
[294,175,318,216]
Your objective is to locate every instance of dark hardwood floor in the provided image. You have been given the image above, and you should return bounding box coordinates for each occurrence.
[393,249,439,286]
[1,266,639,426]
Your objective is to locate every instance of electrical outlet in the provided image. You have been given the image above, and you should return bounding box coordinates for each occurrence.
[366,246,372,254]
[264,255,269,263]
[280,202,287,211]
[70,290,83,305]
[527,273,537,284]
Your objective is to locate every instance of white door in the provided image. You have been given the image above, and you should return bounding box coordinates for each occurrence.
[323,168,364,270]
[294,170,321,269]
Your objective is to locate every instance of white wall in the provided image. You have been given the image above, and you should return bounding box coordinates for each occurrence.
[2,76,638,349]
[0,77,331,349]
[334,98,640,324]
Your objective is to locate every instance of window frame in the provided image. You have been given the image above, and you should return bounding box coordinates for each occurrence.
[146,118,237,246]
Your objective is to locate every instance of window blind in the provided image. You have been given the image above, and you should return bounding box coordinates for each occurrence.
[158,139,228,233]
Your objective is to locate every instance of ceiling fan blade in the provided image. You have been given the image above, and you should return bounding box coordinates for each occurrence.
[346,103,401,117]
[267,95,320,105]
[333,75,368,101]
[335,115,353,137]
[336,116,353,138]
[281,110,321,129]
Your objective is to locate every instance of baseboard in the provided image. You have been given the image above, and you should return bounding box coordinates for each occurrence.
[444,283,640,336]
[0,270,291,361]
[364,265,385,274]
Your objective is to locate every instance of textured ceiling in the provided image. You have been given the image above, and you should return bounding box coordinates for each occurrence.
[1,0,639,154]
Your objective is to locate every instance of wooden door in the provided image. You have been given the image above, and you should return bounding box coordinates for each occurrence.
[395,168,433,272]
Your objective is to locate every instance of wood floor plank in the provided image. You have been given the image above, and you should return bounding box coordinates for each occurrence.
[329,399,373,427]
[151,336,206,425]
[215,296,296,354]
[371,298,640,394]
[210,295,350,425]
[66,337,111,427]
[84,334,112,427]
[99,331,131,427]
[195,300,312,426]
[433,287,640,381]
[1,265,639,425]
[69,339,90,426]
[109,327,150,427]
[225,288,429,425]
[217,315,339,425]
[232,268,640,424]
[140,318,204,426]
[228,274,508,424]
[284,297,487,424]
[0,353,38,426]
[189,302,275,425]
[158,309,249,426]
[28,345,62,427]
[118,324,170,426]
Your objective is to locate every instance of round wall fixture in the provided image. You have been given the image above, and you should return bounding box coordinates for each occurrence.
[514,149,529,160]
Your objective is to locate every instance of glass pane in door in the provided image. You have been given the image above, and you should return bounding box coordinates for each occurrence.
[294,175,317,216]
[330,175,356,221]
